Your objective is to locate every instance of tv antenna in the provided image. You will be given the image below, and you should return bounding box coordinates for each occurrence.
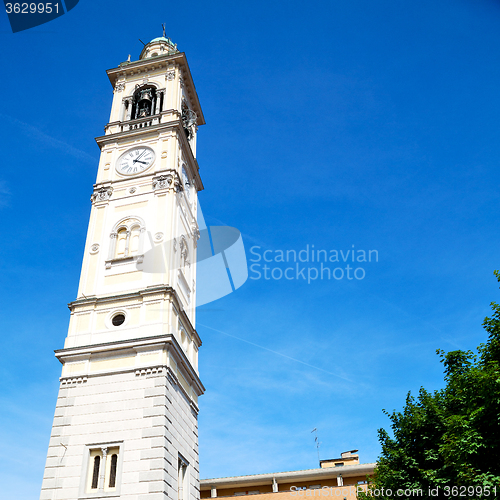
[311,428,320,465]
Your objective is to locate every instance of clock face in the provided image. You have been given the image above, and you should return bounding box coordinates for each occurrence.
[116,147,155,176]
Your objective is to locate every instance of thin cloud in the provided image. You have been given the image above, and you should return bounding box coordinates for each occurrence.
[198,322,353,382]
[0,113,97,165]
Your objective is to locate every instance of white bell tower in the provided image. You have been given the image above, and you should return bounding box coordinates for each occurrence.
[40,35,205,500]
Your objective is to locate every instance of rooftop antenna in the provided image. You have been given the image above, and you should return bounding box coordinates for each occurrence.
[162,23,166,37]
[311,428,320,465]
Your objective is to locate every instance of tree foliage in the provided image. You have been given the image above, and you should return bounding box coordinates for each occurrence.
[359,272,500,499]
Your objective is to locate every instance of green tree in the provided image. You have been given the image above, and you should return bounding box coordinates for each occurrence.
[359,272,500,499]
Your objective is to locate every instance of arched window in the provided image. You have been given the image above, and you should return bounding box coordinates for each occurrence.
[116,228,127,258]
[129,225,141,254]
[109,454,118,488]
[178,455,189,500]
[91,455,100,489]
[83,445,121,496]
[107,217,146,265]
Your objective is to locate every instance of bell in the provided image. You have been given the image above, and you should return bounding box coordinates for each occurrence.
[139,89,152,102]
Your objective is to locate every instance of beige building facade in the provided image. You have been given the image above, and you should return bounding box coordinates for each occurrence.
[40,36,205,500]
[201,452,375,500]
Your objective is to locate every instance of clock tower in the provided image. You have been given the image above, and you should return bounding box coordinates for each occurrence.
[40,35,205,500]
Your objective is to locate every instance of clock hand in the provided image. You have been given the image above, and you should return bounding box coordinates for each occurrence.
[134,160,147,165]
[133,150,147,163]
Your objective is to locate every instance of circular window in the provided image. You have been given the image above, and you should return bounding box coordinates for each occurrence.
[112,314,126,326]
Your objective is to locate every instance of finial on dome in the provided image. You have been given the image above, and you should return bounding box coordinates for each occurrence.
[162,23,166,37]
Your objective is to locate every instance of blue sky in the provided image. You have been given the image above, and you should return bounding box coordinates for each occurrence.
[1,0,500,498]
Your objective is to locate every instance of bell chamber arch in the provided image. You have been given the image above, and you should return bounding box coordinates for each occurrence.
[122,84,165,122]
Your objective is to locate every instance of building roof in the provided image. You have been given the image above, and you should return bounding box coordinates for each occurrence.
[200,463,376,488]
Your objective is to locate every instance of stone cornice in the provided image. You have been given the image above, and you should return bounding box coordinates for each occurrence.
[106,52,205,126]
[55,333,205,396]
[69,284,176,309]
[96,115,178,146]
[68,285,202,348]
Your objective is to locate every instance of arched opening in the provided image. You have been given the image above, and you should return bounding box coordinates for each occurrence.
[130,85,159,120]
[115,228,127,258]
[91,455,100,489]
[129,225,141,254]
[109,454,118,488]
[108,217,146,265]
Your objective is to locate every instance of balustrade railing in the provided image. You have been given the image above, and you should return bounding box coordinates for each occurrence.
[121,114,161,132]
